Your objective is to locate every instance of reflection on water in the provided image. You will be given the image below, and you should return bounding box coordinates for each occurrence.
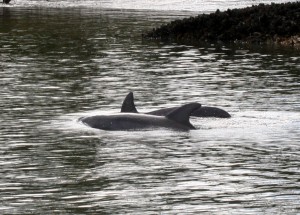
[1,6,300,214]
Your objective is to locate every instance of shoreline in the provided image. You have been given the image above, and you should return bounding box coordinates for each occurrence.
[143,2,300,47]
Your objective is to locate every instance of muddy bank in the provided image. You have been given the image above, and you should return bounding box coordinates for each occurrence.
[144,2,300,46]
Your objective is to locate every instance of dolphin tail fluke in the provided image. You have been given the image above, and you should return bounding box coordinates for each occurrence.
[121,92,138,113]
[166,103,201,129]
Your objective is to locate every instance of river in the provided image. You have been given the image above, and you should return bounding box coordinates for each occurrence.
[0,0,299,214]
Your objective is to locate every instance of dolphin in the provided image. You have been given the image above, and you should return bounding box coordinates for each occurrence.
[80,102,201,131]
[121,92,231,118]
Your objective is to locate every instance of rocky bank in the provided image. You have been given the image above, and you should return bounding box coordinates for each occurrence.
[144,2,300,46]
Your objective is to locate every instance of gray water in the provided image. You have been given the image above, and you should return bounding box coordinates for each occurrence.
[1,1,300,214]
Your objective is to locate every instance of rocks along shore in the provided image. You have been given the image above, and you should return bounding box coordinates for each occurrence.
[144,2,300,46]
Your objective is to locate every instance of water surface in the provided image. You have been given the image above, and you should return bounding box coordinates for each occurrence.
[0,2,300,214]
[7,0,300,12]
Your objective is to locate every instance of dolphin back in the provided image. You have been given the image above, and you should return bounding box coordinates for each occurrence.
[192,106,231,118]
[121,92,230,118]
[149,106,231,118]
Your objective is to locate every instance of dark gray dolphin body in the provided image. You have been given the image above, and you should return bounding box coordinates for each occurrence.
[148,106,231,118]
[81,102,201,131]
[121,92,231,118]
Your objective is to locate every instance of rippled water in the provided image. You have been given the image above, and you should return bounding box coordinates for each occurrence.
[7,0,300,12]
[1,1,300,214]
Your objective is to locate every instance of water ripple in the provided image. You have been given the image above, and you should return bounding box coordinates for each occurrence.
[0,5,299,215]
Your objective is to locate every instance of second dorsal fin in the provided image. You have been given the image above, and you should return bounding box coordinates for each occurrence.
[166,103,201,129]
[121,92,138,113]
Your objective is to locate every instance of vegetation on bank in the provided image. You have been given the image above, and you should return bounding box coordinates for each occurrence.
[144,2,300,46]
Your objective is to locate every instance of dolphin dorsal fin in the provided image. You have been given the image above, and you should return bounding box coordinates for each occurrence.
[166,103,201,129]
[121,92,138,113]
